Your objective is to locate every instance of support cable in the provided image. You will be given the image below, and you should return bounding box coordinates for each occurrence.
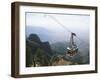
[44,14,89,46]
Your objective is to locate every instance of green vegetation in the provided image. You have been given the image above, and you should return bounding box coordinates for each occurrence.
[26,33,89,67]
[26,34,52,67]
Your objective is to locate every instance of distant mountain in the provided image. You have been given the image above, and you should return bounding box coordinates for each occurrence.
[26,26,53,43]
[51,41,89,64]
[26,26,90,66]
[26,26,69,44]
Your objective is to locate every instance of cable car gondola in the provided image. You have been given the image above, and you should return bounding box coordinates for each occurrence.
[66,32,78,57]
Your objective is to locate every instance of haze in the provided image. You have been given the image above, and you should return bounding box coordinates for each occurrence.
[26,12,90,44]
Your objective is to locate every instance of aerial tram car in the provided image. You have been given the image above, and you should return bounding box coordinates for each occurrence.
[66,32,78,57]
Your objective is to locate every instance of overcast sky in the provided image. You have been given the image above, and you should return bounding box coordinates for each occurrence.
[26,12,90,44]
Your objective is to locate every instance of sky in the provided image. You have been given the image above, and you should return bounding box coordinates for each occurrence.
[26,12,90,44]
